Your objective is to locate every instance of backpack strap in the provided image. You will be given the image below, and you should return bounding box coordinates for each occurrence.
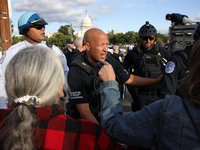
[154,44,162,67]
[172,50,189,67]
[135,46,144,58]
[154,44,159,54]
[70,56,97,77]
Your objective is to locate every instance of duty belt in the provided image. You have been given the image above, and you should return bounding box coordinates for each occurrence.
[138,90,158,96]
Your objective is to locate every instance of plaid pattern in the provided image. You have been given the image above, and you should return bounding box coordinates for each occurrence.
[0,104,122,150]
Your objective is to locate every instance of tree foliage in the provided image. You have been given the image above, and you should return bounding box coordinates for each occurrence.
[45,31,76,47]
[46,24,77,47]
[58,25,71,35]
[107,30,168,45]
[155,33,169,43]
[45,32,75,47]
[12,35,20,44]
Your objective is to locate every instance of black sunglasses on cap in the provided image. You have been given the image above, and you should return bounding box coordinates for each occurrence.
[32,24,45,30]
[142,36,154,41]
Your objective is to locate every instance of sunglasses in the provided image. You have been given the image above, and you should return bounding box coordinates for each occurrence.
[142,36,154,41]
[32,25,45,30]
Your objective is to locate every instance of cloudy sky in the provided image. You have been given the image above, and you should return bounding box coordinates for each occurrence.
[10,0,200,36]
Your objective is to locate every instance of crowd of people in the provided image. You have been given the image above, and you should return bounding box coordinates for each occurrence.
[0,11,200,150]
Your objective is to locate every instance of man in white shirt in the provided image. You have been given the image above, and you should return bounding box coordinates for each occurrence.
[0,12,69,109]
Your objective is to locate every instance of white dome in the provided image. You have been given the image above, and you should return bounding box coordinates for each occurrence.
[81,11,93,31]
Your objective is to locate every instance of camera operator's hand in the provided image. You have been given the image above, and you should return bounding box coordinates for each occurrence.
[99,61,116,82]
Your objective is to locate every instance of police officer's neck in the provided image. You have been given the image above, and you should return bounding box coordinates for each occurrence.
[86,51,100,65]
[25,36,41,45]
[89,59,101,66]
[68,47,73,52]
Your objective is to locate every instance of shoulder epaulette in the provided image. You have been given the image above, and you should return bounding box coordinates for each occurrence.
[70,57,97,77]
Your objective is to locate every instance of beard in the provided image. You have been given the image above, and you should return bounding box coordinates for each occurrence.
[144,44,154,50]
[141,41,155,50]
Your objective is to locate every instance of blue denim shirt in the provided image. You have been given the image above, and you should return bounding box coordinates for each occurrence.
[101,81,200,150]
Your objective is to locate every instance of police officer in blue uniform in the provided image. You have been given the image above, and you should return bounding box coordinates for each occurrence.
[161,23,200,98]
[123,21,170,112]
[68,28,163,124]
[0,12,69,109]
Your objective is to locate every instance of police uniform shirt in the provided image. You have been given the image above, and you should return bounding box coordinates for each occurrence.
[63,48,79,67]
[68,51,130,106]
[0,40,69,109]
[161,46,191,98]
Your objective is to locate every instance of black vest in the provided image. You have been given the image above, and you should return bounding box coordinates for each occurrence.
[70,56,123,113]
[134,45,165,91]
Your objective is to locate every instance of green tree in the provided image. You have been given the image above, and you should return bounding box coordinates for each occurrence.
[58,25,75,36]
[58,25,71,35]
[107,30,116,44]
[115,33,126,45]
[19,36,25,41]
[12,35,20,45]
[106,29,169,46]
[156,33,169,44]
[45,32,76,47]
[125,31,136,44]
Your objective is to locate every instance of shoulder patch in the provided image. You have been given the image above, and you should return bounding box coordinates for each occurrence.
[0,52,7,64]
[165,61,176,74]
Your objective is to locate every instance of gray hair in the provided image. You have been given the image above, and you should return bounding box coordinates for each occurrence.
[113,45,119,52]
[75,37,83,49]
[6,46,65,107]
[0,46,65,150]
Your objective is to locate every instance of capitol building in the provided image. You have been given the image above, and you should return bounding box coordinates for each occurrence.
[74,11,93,38]
[48,11,125,38]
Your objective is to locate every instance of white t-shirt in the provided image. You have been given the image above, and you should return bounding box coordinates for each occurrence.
[129,44,134,51]
[0,40,69,109]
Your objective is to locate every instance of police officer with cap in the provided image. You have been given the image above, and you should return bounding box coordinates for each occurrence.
[124,21,170,112]
[161,23,200,98]
[134,40,138,47]
[63,39,80,66]
[0,12,69,109]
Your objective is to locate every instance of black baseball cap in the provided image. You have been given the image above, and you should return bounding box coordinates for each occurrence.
[66,39,74,44]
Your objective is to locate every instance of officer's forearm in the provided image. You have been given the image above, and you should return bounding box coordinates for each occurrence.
[76,103,100,124]
[80,111,99,124]
[125,74,162,86]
